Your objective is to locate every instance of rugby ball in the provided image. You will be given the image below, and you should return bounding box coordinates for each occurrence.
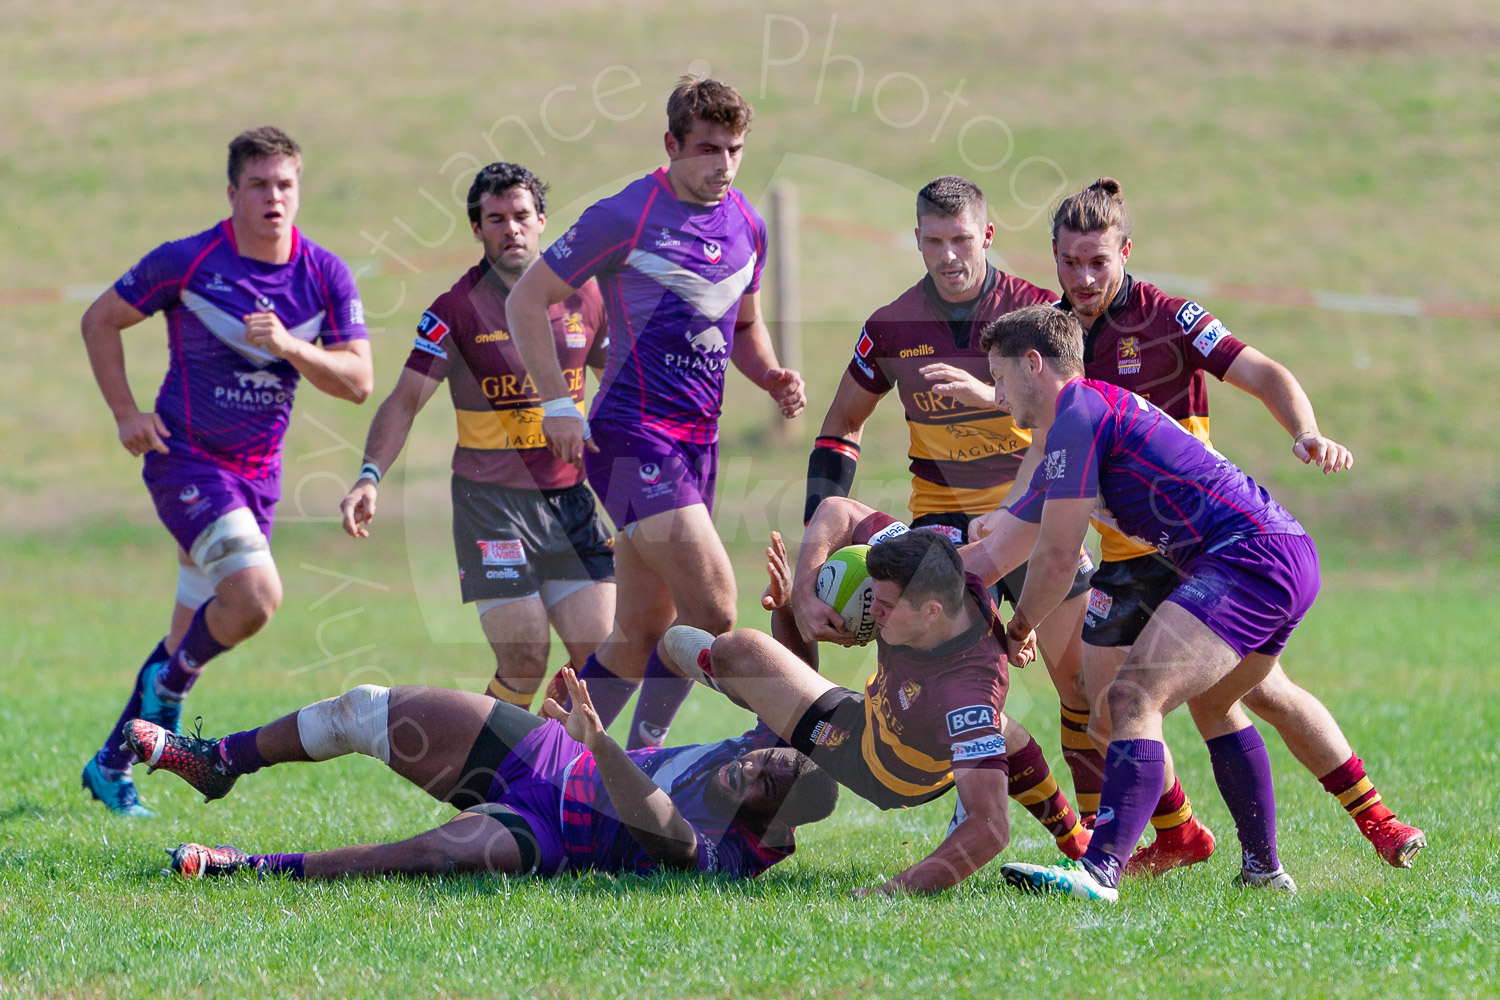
[815,544,878,645]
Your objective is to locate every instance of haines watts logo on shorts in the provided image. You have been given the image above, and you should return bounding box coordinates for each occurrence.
[946,704,997,737]
[477,539,525,566]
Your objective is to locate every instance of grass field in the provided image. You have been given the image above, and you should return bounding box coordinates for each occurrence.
[3,2,1499,997]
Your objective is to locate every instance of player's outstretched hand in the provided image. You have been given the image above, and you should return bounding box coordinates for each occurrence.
[920,363,998,410]
[340,480,378,539]
[761,530,792,611]
[763,368,806,419]
[542,667,608,750]
[1293,432,1354,475]
[116,409,171,457]
[244,311,298,359]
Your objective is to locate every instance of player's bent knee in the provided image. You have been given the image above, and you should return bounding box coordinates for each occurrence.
[296,684,392,763]
[1105,681,1156,731]
[709,630,768,677]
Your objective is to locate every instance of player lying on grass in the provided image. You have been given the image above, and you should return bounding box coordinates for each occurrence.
[962,305,1319,902]
[660,526,1087,895]
[125,669,837,880]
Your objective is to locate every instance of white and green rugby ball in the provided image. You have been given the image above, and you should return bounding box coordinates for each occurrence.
[815,544,878,645]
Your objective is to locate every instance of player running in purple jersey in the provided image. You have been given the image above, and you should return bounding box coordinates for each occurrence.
[506,77,805,751]
[80,127,373,817]
[127,668,837,881]
[339,163,615,709]
[959,306,1314,900]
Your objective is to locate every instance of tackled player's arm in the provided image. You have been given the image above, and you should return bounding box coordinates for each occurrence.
[590,736,700,871]
[1223,345,1353,473]
[730,289,805,418]
[1008,496,1095,643]
[868,765,1011,894]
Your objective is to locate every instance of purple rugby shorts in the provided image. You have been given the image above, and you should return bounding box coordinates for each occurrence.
[584,418,718,530]
[143,453,278,554]
[483,721,582,876]
[1167,532,1321,658]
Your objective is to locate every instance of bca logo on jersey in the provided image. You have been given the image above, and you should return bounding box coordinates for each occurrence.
[477,539,525,566]
[1044,449,1068,480]
[947,704,996,736]
[703,240,722,264]
[1174,301,1206,333]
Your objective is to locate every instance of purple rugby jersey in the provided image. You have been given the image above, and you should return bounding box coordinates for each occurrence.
[1009,379,1304,566]
[541,168,766,445]
[113,220,368,483]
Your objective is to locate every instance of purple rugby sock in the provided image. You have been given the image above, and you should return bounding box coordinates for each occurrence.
[251,853,306,879]
[219,729,270,775]
[627,647,694,750]
[1207,725,1280,874]
[1080,738,1168,887]
[95,638,170,772]
[574,653,639,729]
[157,601,231,697]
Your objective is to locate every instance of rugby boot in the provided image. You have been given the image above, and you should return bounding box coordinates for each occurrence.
[126,719,239,802]
[1001,858,1119,903]
[81,758,154,818]
[1362,815,1427,869]
[167,842,250,879]
[662,626,722,692]
[538,671,569,716]
[1235,867,1297,893]
[1123,815,1217,877]
[138,662,184,735]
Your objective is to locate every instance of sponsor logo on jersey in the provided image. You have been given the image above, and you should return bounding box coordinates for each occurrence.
[416,311,451,344]
[915,524,964,545]
[686,327,728,355]
[551,228,577,259]
[204,273,234,294]
[349,299,365,327]
[898,681,922,711]
[1088,589,1114,619]
[947,704,997,737]
[477,539,526,566]
[1174,301,1206,333]
[475,330,511,344]
[236,370,282,390]
[853,328,876,378]
[898,344,935,359]
[179,485,200,505]
[654,228,682,249]
[866,522,910,545]
[485,568,521,580]
[951,734,1006,762]
[1191,319,1229,358]
[119,268,137,286]
[1044,449,1068,480]
[810,720,849,750]
[639,463,662,485]
[703,240,722,264]
[1079,549,1095,574]
[1117,336,1141,375]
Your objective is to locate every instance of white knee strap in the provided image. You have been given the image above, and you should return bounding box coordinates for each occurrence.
[189,507,274,586]
[175,563,217,608]
[296,684,391,763]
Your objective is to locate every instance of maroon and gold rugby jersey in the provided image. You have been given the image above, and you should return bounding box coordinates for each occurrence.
[405,260,607,490]
[1063,275,1248,561]
[846,266,1055,518]
[846,512,1010,800]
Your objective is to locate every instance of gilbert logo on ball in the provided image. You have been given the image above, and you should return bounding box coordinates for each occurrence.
[814,544,878,645]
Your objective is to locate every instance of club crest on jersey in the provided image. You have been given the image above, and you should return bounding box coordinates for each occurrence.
[703,240,722,264]
[179,485,200,505]
[639,463,662,485]
[563,312,586,348]
[477,539,526,566]
[1044,449,1068,480]
[898,681,922,711]
[1174,301,1206,333]
[947,705,996,736]
[810,720,849,750]
[1117,336,1142,375]
[254,295,274,313]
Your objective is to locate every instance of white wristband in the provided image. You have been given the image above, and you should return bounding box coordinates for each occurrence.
[541,397,582,419]
[358,462,382,485]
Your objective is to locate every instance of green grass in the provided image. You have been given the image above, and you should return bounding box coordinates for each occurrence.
[3,1,1499,996]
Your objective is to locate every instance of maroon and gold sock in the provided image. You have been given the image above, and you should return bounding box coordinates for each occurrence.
[1007,738,1086,850]
[1318,754,1396,830]
[486,676,535,709]
[1059,704,1103,823]
[1150,777,1195,836]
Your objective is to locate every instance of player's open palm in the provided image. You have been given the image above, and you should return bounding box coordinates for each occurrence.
[761,530,792,610]
[543,668,608,749]
[116,409,171,457]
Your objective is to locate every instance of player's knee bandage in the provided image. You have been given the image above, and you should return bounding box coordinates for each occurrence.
[189,507,274,586]
[296,684,391,763]
[175,563,216,608]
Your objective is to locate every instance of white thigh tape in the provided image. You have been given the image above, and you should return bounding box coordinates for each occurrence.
[189,507,274,586]
[296,685,391,764]
[175,563,217,608]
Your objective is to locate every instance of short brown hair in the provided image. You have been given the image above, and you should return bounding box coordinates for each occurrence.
[979,305,1084,378]
[666,76,753,142]
[1051,177,1131,244]
[865,530,966,617]
[227,126,302,186]
[916,175,987,226]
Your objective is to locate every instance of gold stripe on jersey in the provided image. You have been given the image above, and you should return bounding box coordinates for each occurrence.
[860,721,955,799]
[867,689,954,775]
[909,478,1018,519]
[454,401,584,452]
[1094,414,1214,562]
[906,416,1030,468]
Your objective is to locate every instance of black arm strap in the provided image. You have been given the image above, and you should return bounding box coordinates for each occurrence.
[804,436,860,525]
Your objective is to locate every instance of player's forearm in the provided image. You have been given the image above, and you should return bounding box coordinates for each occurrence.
[1010,540,1078,636]
[505,284,571,400]
[730,318,781,387]
[794,497,872,583]
[81,322,142,420]
[284,342,374,403]
[959,512,1038,587]
[589,736,699,870]
[359,394,421,474]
